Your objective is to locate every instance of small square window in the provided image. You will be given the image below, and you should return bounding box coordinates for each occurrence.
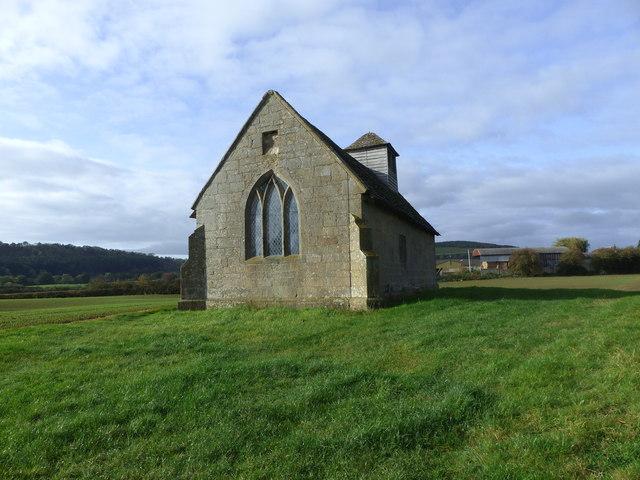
[262,131,279,155]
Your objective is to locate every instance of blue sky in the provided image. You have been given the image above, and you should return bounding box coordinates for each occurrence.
[1,0,638,255]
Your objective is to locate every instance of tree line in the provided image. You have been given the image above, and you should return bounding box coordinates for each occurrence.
[0,241,184,295]
[2,273,181,299]
[510,237,640,276]
[0,241,183,285]
[590,246,640,274]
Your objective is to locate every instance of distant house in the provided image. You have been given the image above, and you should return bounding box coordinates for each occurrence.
[472,247,569,274]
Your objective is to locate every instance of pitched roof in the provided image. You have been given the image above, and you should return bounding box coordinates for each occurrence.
[345,132,388,150]
[473,248,517,256]
[192,90,439,235]
[344,132,399,156]
[473,247,569,257]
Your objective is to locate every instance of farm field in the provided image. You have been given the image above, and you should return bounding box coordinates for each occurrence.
[2,287,640,478]
[442,273,640,291]
[0,295,179,330]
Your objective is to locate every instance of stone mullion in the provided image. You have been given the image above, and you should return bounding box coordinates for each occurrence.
[260,187,267,258]
[281,187,289,256]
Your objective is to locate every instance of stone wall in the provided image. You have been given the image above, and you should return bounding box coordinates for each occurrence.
[181,91,439,310]
[361,198,438,300]
[192,94,366,308]
[178,226,207,310]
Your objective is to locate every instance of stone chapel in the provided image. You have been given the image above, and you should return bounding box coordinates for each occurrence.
[179,90,439,310]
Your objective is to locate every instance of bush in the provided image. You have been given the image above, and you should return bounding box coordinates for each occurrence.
[620,247,640,273]
[590,247,640,274]
[557,249,587,276]
[509,248,541,277]
[59,273,75,284]
[1,273,180,298]
[35,271,55,285]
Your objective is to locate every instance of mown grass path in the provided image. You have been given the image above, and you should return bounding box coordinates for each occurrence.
[1,287,640,478]
[0,295,179,330]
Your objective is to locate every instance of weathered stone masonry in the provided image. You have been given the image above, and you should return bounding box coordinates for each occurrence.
[179,90,439,310]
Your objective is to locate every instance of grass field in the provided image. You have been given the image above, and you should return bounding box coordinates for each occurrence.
[0,295,178,330]
[2,280,640,479]
[442,274,640,291]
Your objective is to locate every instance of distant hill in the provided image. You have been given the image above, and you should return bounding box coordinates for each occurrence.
[435,241,517,260]
[0,241,184,279]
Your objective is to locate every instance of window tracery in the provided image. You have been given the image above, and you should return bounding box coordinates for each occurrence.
[246,174,299,259]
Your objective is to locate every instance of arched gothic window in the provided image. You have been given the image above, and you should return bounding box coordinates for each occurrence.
[246,174,300,259]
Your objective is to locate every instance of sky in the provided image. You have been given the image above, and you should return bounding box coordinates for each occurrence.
[1,0,639,256]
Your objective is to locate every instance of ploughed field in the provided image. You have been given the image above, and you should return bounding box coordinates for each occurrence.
[2,278,640,478]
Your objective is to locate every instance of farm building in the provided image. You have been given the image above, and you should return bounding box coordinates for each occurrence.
[179,90,439,310]
[472,247,569,274]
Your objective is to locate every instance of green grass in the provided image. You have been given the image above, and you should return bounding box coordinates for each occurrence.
[0,295,178,330]
[2,287,640,478]
[442,273,640,291]
[33,283,88,289]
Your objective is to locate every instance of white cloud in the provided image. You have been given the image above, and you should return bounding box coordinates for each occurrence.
[0,0,638,252]
[0,0,120,79]
[402,153,640,249]
[0,137,199,254]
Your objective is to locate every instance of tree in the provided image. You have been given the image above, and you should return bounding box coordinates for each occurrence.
[591,247,621,274]
[557,249,587,275]
[620,247,640,274]
[137,274,152,294]
[35,271,55,285]
[14,275,31,286]
[509,248,541,276]
[75,272,90,284]
[0,241,183,277]
[87,278,109,290]
[160,272,178,281]
[59,273,75,284]
[590,246,640,274]
[554,237,589,253]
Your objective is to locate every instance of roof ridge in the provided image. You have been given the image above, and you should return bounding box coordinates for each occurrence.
[193,90,438,235]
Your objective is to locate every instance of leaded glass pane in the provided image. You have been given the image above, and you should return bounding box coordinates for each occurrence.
[247,192,262,258]
[257,179,269,197]
[264,185,283,256]
[274,176,288,195]
[284,191,299,255]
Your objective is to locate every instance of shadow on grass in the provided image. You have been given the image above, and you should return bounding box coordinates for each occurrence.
[403,286,640,303]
